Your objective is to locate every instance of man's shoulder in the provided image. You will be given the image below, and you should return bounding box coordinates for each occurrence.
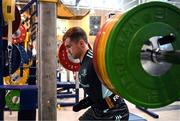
[86,49,93,59]
[83,50,93,65]
[79,49,95,72]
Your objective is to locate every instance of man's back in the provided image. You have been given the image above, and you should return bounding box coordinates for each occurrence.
[78,49,129,120]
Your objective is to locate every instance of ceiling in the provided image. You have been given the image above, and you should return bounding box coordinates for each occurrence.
[60,0,180,10]
[15,0,180,19]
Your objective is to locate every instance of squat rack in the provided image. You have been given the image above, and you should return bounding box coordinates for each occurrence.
[0,0,58,120]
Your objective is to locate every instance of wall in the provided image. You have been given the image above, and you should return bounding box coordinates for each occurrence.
[56,9,120,47]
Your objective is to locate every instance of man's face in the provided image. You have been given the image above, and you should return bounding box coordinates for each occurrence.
[64,37,81,59]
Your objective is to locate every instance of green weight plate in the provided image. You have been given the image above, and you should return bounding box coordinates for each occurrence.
[6,90,20,111]
[105,1,180,108]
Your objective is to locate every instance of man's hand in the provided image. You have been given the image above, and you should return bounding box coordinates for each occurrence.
[73,97,93,112]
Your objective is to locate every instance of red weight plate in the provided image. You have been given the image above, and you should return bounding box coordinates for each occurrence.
[3,6,21,37]
[58,42,80,72]
[12,24,27,44]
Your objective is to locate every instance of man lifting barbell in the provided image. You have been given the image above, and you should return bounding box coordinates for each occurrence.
[63,27,129,120]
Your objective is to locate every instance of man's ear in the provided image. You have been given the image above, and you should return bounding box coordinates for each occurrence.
[79,39,85,47]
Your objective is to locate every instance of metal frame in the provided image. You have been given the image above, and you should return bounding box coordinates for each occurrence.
[20,0,37,14]
[136,106,159,119]
[0,0,38,120]
[37,1,57,120]
[0,0,5,120]
[0,0,3,83]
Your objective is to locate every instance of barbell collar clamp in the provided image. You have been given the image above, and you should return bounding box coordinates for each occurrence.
[157,33,176,45]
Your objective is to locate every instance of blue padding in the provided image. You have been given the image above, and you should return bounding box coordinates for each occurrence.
[0,85,37,90]
[57,93,77,98]
[17,45,29,64]
[20,88,37,110]
[0,85,38,110]
[57,82,75,88]
[0,91,5,109]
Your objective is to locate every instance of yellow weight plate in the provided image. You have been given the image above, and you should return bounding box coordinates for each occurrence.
[97,13,123,93]
[4,64,29,85]
[93,19,111,89]
[97,18,115,92]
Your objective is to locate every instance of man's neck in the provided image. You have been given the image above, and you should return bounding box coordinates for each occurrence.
[80,47,89,62]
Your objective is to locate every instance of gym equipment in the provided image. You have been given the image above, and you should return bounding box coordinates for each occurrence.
[0,85,38,112]
[58,42,80,72]
[56,69,80,107]
[3,64,29,85]
[5,90,20,111]
[2,0,16,81]
[58,41,92,72]
[2,0,22,83]
[12,24,27,44]
[3,41,21,77]
[17,45,29,64]
[2,0,15,39]
[3,41,30,77]
[3,6,21,37]
[93,13,123,94]
[20,0,37,14]
[3,44,30,85]
[93,2,180,108]
[0,1,38,120]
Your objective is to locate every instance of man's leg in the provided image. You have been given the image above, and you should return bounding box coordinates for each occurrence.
[79,108,95,121]
[105,100,129,120]
[79,102,129,121]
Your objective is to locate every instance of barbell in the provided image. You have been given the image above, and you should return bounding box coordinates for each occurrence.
[58,1,180,108]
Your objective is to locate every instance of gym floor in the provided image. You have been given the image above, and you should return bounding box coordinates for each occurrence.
[3,71,180,121]
[4,88,180,121]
